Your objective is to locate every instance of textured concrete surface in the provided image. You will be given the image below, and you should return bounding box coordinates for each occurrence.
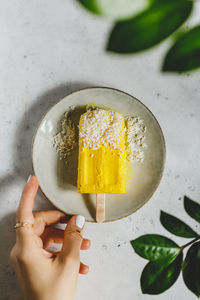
[0,1,200,299]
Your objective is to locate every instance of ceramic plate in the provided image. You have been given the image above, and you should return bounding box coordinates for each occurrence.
[32,87,165,222]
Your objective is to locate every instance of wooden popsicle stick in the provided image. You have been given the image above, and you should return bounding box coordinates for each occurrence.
[96,193,105,223]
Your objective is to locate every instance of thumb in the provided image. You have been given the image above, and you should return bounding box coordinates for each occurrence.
[59,215,85,266]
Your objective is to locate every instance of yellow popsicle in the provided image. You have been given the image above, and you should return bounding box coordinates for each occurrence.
[77,109,125,194]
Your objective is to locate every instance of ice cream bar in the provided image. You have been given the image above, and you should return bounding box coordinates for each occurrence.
[77,109,125,194]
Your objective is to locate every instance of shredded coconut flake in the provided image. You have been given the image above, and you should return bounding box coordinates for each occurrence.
[79,109,123,150]
[53,111,77,160]
[125,116,147,163]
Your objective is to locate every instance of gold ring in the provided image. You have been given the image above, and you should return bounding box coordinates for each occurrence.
[14,222,34,229]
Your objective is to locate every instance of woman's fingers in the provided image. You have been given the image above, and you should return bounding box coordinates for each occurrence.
[34,210,66,226]
[50,252,90,275]
[41,226,91,250]
[58,215,85,271]
[33,210,66,236]
[16,175,38,224]
[81,238,91,250]
[41,227,64,249]
[79,262,89,275]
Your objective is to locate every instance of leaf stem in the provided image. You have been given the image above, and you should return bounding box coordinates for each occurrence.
[181,236,200,250]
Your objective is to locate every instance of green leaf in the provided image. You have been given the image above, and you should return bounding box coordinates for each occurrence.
[163,25,200,72]
[184,196,200,223]
[107,0,193,53]
[77,0,148,21]
[160,211,198,238]
[141,252,183,294]
[131,234,181,264]
[77,0,99,14]
[183,242,200,297]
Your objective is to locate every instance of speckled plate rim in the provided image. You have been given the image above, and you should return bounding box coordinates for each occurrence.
[32,86,166,223]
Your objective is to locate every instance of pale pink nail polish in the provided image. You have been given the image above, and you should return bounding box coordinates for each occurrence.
[76,215,85,228]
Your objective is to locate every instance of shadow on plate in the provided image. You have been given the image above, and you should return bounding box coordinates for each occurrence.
[56,105,87,189]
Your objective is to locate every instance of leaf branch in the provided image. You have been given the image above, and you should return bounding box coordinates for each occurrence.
[181,236,200,250]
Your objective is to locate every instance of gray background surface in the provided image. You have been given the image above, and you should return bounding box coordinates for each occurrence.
[0,1,200,299]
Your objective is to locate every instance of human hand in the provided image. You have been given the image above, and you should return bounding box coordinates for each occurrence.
[10,175,91,300]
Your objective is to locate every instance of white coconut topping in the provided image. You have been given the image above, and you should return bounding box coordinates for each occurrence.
[125,116,147,163]
[53,111,77,160]
[79,109,123,149]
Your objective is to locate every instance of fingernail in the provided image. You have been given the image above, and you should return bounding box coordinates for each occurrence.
[76,215,85,229]
[27,175,31,183]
